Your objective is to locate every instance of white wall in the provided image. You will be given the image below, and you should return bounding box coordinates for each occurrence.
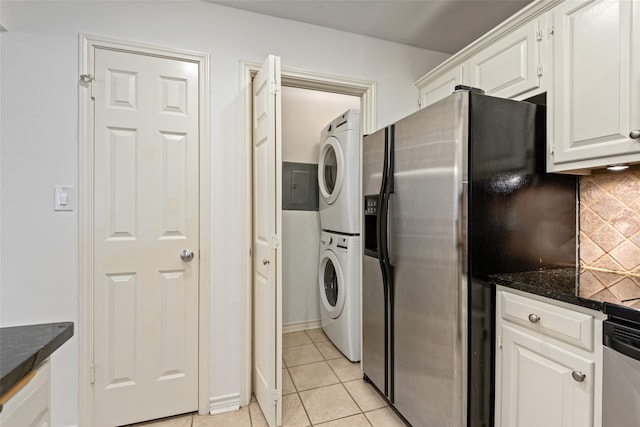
[281,86,360,327]
[0,2,450,425]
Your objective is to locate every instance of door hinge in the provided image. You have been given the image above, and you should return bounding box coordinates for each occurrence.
[498,336,503,350]
[89,363,95,384]
[269,234,281,249]
[537,65,543,77]
[270,80,279,95]
[536,29,543,42]
[80,74,95,99]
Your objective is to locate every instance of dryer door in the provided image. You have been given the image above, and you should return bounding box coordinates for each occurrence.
[319,249,346,319]
[318,136,344,205]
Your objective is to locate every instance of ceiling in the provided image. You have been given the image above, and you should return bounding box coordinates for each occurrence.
[210,0,533,54]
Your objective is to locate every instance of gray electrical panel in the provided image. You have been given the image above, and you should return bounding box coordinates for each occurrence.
[282,162,319,211]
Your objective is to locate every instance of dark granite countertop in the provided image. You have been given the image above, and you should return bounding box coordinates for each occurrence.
[0,322,74,399]
[490,268,605,312]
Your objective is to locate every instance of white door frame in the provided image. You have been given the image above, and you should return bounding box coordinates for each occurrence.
[78,34,211,426]
[239,60,376,405]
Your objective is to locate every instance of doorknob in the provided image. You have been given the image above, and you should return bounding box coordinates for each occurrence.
[180,249,194,262]
[263,259,270,265]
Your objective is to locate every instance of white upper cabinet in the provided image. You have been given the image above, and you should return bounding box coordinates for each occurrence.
[467,19,545,100]
[548,0,640,172]
[415,1,561,110]
[417,66,464,109]
[415,0,640,174]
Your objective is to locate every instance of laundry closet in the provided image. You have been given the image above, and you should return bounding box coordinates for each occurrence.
[280,86,360,335]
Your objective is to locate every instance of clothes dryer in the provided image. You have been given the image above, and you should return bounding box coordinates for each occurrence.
[318,231,361,362]
[318,110,361,235]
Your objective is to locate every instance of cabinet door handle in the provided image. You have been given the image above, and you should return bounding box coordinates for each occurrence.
[572,371,586,382]
[528,313,540,323]
[630,130,640,139]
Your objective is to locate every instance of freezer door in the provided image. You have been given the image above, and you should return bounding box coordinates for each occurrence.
[362,128,388,396]
[392,92,468,427]
[362,127,387,198]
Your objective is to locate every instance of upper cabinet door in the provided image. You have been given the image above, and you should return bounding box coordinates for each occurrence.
[417,66,463,109]
[549,0,640,172]
[467,19,543,100]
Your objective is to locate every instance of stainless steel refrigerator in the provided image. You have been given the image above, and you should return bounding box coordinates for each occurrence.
[362,88,577,427]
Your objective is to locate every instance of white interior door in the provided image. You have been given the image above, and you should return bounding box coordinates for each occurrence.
[92,47,200,426]
[253,54,283,427]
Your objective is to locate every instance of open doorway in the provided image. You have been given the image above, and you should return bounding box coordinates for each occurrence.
[280,86,360,334]
[240,59,376,425]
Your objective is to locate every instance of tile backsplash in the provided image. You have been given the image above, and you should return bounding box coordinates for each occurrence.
[579,170,640,306]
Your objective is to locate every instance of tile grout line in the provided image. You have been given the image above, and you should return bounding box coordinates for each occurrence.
[312,331,365,426]
[298,330,322,426]
[285,329,386,426]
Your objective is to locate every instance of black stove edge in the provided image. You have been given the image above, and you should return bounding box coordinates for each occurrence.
[603,302,640,325]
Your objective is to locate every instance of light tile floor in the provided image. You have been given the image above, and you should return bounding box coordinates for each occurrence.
[128,328,406,426]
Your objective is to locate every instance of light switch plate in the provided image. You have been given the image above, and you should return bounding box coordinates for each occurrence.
[54,185,75,211]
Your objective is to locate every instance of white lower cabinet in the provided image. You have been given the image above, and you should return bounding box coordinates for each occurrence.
[0,360,51,427]
[500,324,594,427]
[495,289,603,427]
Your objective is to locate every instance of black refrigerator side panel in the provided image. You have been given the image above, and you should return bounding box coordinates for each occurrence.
[469,95,577,275]
[467,93,577,427]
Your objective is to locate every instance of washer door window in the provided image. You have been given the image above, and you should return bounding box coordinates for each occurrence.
[319,249,345,319]
[318,136,344,205]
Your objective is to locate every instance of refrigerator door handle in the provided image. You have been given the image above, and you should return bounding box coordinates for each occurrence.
[459,182,468,273]
[387,192,396,266]
[380,124,395,270]
[376,128,390,278]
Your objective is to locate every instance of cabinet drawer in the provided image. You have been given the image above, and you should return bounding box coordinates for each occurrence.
[500,291,594,350]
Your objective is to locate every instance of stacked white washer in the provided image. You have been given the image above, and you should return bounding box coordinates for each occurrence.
[318,109,361,362]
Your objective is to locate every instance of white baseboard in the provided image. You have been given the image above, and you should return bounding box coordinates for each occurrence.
[282,319,322,334]
[209,392,241,415]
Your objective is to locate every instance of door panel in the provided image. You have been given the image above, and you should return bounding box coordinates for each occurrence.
[392,95,466,427]
[362,128,387,395]
[418,66,463,109]
[93,48,199,426]
[253,54,283,427]
[501,325,594,427]
[467,19,541,99]
[551,0,640,168]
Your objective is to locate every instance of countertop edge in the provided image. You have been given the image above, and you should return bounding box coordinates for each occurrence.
[0,322,74,398]
[491,276,604,312]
